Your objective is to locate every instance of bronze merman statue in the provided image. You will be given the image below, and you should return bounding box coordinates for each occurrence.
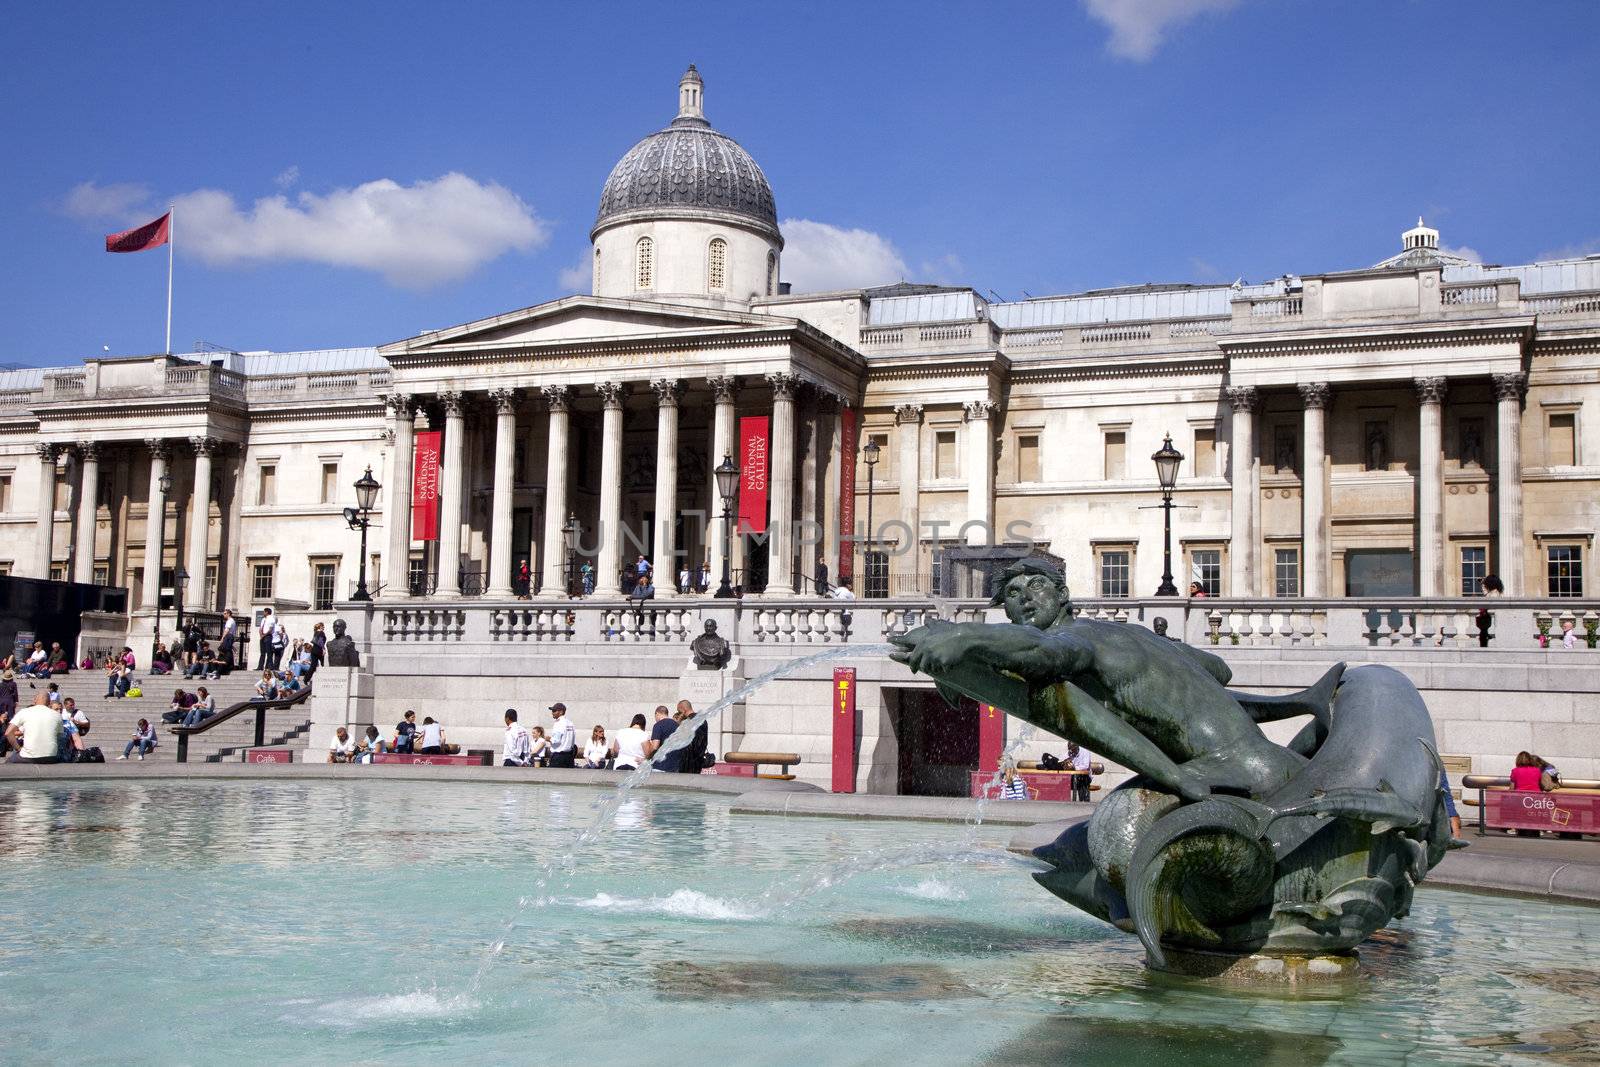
[890,559,1457,970]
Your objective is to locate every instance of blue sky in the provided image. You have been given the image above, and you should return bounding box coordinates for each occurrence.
[3,0,1597,366]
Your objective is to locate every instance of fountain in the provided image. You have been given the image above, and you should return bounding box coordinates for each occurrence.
[891,558,1460,981]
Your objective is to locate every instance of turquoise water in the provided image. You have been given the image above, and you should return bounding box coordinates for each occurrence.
[3,779,1597,1065]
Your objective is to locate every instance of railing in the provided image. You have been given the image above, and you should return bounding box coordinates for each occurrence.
[1244,296,1304,318]
[170,685,313,763]
[1079,323,1152,344]
[43,372,86,399]
[1441,283,1497,306]
[382,607,466,642]
[1522,291,1600,316]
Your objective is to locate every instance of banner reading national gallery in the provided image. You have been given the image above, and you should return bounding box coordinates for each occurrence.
[412,429,442,541]
[738,416,769,535]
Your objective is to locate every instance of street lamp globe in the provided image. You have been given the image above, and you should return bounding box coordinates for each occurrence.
[863,438,881,468]
[562,513,579,553]
[1152,434,1184,491]
[353,467,380,512]
[714,453,739,507]
[157,470,173,496]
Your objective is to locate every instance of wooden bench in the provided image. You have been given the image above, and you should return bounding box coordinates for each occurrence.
[722,751,801,780]
[371,751,491,767]
[245,748,295,764]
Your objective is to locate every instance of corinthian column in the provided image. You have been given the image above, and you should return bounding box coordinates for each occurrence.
[707,376,739,592]
[433,391,467,597]
[1415,377,1448,596]
[487,389,518,597]
[1298,383,1330,597]
[1227,386,1259,596]
[595,381,626,596]
[382,395,415,599]
[141,440,171,610]
[185,437,218,610]
[764,373,799,596]
[540,385,572,598]
[652,378,684,596]
[1494,372,1528,594]
[32,444,59,579]
[73,442,101,584]
[964,400,995,546]
[895,403,923,580]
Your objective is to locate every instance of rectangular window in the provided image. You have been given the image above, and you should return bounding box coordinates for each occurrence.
[320,461,339,505]
[1099,550,1130,598]
[0,562,11,577]
[1459,546,1487,596]
[93,564,109,587]
[0,473,11,512]
[864,549,889,600]
[1190,549,1221,596]
[1274,548,1301,598]
[1548,412,1577,466]
[935,430,958,479]
[205,563,218,607]
[313,561,337,611]
[49,564,66,582]
[408,552,427,597]
[252,562,275,602]
[1549,545,1583,597]
[257,464,277,506]
[1016,434,1040,482]
[1192,428,1216,478]
[1103,431,1126,480]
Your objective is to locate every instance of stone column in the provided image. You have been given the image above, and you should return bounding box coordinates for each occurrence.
[32,444,59,579]
[595,381,626,596]
[433,391,467,597]
[764,373,799,596]
[1494,372,1528,594]
[73,441,101,583]
[821,394,842,585]
[486,388,518,597]
[382,395,415,599]
[539,386,572,598]
[707,377,739,590]
[1415,377,1448,596]
[1299,383,1330,597]
[895,404,923,578]
[141,440,170,610]
[1227,387,1260,596]
[799,394,820,590]
[184,437,217,610]
[965,400,996,546]
[652,378,684,596]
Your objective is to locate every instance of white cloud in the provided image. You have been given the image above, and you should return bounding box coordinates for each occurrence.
[557,254,590,293]
[1534,238,1600,262]
[1442,244,1483,264]
[779,218,911,292]
[1083,0,1241,61]
[172,173,548,288]
[61,181,152,221]
[273,165,300,190]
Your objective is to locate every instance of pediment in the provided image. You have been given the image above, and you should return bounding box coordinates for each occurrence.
[381,296,784,357]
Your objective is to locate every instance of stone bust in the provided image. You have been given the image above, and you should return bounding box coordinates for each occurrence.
[325,618,360,667]
[689,620,730,670]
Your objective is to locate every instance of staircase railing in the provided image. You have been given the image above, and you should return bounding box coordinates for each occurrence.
[169,685,314,763]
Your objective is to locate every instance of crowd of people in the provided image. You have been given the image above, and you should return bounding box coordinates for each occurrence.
[1,689,99,763]
[499,699,711,772]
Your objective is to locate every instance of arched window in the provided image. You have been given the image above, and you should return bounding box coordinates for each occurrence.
[592,247,601,291]
[766,251,777,296]
[635,236,653,290]
[708,238,727,292]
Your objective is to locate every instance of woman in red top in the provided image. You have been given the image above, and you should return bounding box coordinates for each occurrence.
[1509,751,1544,791]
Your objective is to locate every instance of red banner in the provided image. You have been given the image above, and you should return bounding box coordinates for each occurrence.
[411,430,442,541]
[979,703,1005,774]
[106,212,171,253]
[832,667,857,793]
[838,406,857,581]
[1491,790,1600,833]
[738,416,770,535]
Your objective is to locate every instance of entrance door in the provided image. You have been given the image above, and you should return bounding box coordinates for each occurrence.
[743,534,768,594]
[893,689,979,797]
[512,507,534,595]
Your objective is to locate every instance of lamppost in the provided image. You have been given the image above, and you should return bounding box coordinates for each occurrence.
[562,513,579,597]
[174,568,189,638]
[862,438,881,598]
[1152,433,1185,596]
[343,466,381,601]
[150,468,174,663]
[714,453,739,599]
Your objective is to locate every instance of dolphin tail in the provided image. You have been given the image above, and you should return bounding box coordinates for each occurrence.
[1229,662,1345,730]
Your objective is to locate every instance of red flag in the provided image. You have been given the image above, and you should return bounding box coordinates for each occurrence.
[105,213,170,253]
[738,416,770,535]
[411,430,442,541]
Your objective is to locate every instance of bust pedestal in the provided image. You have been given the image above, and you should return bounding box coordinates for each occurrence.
[308,665,374,753]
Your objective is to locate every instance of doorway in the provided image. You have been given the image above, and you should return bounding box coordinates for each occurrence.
[893,689,979,797]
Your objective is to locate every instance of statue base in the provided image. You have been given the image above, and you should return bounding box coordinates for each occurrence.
[1148,947,1360,986]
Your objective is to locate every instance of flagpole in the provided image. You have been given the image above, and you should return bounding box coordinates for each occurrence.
[165,203,174,355]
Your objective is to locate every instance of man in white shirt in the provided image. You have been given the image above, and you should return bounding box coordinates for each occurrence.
[612,713,650,771]
[327,726,356,763]
[502,709,532,767]
[677,565,691,595]
[7,693,62,763]
[1068,742,1093,803]
[547,702,576,768]
[257,608,275,670]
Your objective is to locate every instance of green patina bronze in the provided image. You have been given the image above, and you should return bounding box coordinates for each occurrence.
[889,558,1460,969]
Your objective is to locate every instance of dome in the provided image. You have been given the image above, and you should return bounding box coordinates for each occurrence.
[592,67,780,245]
